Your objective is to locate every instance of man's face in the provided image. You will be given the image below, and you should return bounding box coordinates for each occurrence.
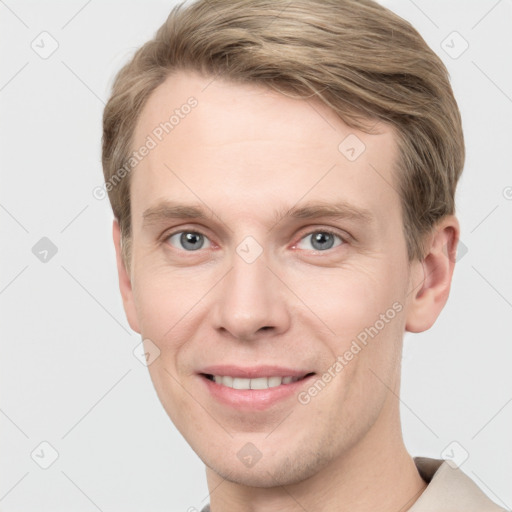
[119,70,421,486]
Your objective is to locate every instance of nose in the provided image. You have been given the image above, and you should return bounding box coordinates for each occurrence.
[211,249,291,341]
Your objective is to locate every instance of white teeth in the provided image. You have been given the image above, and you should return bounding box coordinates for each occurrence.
[267,376,283,388]
[210,375,303,389]
[250,377,268,390]
[233,377,251,390]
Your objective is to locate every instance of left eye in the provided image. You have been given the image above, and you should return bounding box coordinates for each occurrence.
[167,231,212,251]
[296,231,343,251]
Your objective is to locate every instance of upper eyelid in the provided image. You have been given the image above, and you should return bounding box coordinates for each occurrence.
[163,227,211,243]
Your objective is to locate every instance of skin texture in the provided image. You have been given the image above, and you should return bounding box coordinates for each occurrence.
[113,70,459,512]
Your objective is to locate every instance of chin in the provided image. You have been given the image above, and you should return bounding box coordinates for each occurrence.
[206,446,333,488]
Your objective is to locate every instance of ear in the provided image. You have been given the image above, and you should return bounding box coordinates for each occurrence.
[405,215,460,333]
[112,219,140,334]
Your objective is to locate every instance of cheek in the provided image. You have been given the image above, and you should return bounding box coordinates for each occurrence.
[131,262,209,340]
[287,261,404,338]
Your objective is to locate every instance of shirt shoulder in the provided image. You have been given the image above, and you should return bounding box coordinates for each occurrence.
[410,457,510,512]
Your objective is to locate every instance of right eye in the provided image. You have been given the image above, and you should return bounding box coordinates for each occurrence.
[166,230,212,251]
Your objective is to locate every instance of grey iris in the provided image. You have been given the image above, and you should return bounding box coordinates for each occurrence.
[181,232,204,250]
[311,232,335,250]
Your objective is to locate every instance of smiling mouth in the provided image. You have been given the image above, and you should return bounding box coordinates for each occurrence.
[201,373,315,390]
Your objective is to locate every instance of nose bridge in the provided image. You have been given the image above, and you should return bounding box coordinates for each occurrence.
[212,239,289,339]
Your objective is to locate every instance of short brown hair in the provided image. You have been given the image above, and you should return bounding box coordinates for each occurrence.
[102,0,465,271]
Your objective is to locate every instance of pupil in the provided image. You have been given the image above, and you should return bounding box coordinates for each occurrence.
[312,232,334,250]
[181,232,203,250]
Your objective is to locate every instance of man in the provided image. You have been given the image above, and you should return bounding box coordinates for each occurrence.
[101,0,508,510]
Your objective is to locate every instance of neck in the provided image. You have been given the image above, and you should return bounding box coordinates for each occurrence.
[204,388,427,512]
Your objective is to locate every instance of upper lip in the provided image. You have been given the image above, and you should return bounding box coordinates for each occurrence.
[198,365,315,379]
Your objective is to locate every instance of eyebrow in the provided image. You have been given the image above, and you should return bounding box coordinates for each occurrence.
[142,199,373,228]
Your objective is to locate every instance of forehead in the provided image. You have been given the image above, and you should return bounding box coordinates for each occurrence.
[130,70,401,230]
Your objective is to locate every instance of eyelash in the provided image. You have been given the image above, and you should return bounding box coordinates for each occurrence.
[161,227,348,254]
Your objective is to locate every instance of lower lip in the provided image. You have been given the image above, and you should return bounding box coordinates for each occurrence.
[199,374,315,411]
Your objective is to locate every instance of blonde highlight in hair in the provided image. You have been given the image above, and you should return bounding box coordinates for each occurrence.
[102,0,464,271]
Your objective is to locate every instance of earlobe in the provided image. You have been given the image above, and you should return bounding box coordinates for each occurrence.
[112,219,140,334]
[405,216,460,333]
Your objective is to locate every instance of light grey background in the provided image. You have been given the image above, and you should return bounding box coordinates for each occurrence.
[1,1,511,511]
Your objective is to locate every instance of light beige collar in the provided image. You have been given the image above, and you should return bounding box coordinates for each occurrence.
[409,457,509,511]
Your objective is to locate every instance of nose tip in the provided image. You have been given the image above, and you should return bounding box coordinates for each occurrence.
[216,290,276,340]
[220,322,274,341]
